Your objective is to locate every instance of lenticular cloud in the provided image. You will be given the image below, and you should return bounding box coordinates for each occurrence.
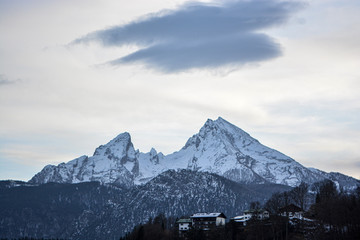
[73,0,305,73]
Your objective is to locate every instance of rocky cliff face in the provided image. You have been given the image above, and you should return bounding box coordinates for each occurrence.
[29,117,360,189]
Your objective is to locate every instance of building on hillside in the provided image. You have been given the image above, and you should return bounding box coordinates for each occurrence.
[231,213,252,226]
[190,213,226,230]
[232,209,269,226]
[279,204,304,219]
[177,218,192,236]
[244,209,269,220]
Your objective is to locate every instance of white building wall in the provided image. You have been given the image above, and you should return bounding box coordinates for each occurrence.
[216,217,225,226]
[179,222,190,230]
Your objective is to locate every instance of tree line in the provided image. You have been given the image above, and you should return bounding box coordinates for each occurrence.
[0,238,67,240]
[120,180,360,240]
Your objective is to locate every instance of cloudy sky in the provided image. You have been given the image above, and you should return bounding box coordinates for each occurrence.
[1,0,359,181]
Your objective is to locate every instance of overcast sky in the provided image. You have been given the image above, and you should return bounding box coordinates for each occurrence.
[1,0,359,181]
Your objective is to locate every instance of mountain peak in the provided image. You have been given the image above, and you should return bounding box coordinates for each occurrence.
[110,132,131,144]
[93,132,134,158]
[199,117,251,141]
[202,117,231,131]
[203,117,228,127]
[215,116,227,122]
[181,117,254,151]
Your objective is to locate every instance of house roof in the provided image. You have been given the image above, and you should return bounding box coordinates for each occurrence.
[190,213,227,218]
[279,204,303,213]
[177,219,192,223]
[232,215,249,221]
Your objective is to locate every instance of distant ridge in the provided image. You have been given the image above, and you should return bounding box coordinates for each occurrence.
[0,170,291,239]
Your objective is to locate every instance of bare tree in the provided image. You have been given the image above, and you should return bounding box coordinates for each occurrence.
[289,182,309,210]
[265,192,285,215]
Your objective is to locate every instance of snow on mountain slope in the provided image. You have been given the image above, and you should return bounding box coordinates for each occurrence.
[30,133,139,187]
[162,117,323,186]
[136,148,166,184]
[29,117,360,189]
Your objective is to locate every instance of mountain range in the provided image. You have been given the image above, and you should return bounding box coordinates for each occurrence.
[29,117,360,190]
[1,117,360,239]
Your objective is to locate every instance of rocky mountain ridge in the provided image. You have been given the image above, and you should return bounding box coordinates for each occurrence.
[30,117,360,189]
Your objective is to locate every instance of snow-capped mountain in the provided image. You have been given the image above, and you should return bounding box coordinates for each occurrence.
[30,133,138,187]
[29,117,359,189]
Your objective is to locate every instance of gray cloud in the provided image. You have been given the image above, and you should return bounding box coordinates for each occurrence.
[0,74,19,85]
[73,0,305,72]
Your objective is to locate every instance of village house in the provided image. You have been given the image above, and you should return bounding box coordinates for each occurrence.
[279,204,304,219]
[176,218,192,236]
[190,212,226,230]
[177,218,192,231]
[232,209,269,226]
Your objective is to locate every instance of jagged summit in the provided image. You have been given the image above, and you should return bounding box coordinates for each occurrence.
[92,132,135,160]
[184,117,253,150]
[110,132,131,146]
[29,117,360,189]
[30,131,139,187]
[196,117,256,147]
[204,117,248,133]
[200,117,248,136]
